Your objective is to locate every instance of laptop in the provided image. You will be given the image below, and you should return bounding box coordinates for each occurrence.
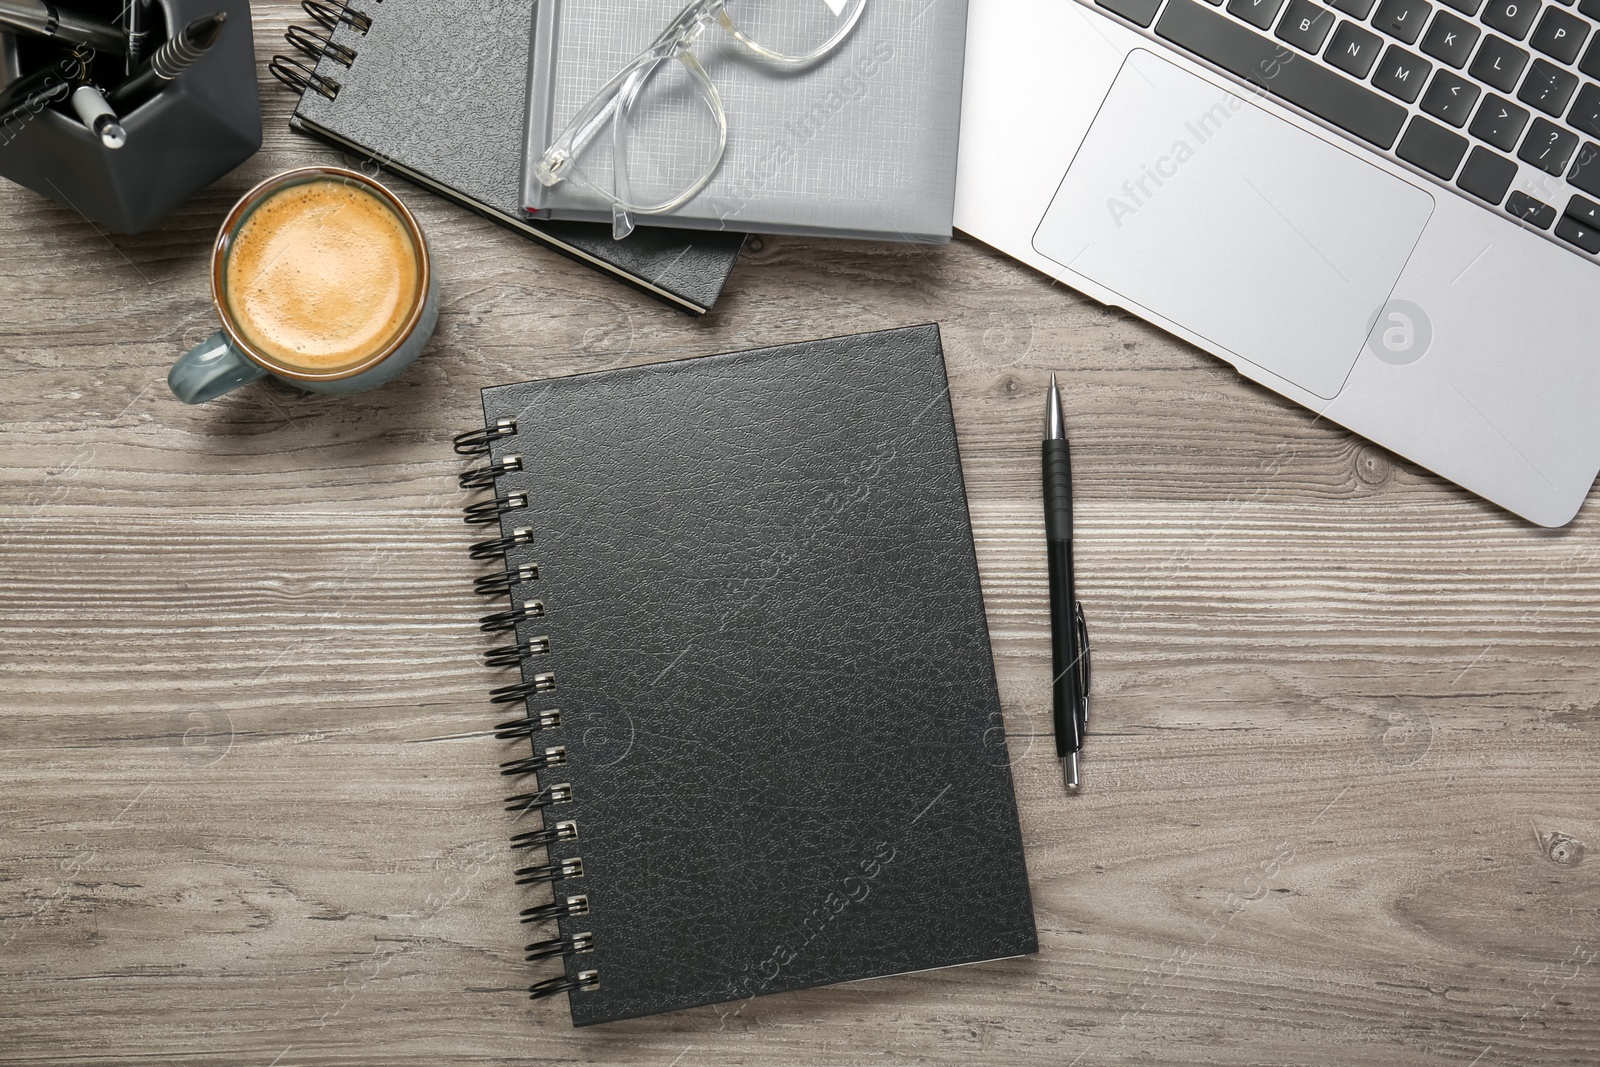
[955,0,1600,526]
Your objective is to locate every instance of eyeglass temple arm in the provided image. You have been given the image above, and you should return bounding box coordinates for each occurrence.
[609,59,655,238]
[534,4,706,187]
[534,54,655,186]
[609,48,727,239]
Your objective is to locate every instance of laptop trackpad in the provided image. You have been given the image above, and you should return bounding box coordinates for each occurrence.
[1032,50,1433,399]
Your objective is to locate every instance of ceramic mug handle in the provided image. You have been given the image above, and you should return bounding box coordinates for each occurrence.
[168,331,269,405]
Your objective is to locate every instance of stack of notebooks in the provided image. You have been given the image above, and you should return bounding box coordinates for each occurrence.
[272,0,745,314]
[453,325,1037,1023]
[271,0,972,312]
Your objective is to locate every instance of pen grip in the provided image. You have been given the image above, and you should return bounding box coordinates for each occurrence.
[1042,440,1073,543]
[1047,539,1084,755]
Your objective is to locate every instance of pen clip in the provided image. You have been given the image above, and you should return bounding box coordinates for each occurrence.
[1073,600,1090,723]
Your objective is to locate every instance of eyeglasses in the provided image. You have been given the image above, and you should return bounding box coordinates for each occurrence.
[531,0,869,239]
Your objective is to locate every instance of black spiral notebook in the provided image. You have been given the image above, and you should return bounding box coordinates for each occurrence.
[452,324,1038,1025]
[270,0,745,314]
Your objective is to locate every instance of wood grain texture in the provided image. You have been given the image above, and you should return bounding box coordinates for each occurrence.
[2,6,1597,1065]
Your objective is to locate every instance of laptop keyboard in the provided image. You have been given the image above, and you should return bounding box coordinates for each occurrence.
[1090,0,1600,259]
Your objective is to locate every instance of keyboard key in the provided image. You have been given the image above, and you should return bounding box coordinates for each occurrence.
[1156,0,1410,146]
[1583,36,1600,77]
[1229,0,1291,29]
[1457,144,1520,200]
[1097,0,1164,26]
[1581,0,1600,17]
[1471,35,1532,91]
[1529,6,1590,61]
[1330,0,1378,15]
[1397,114,1471,174]
[1566,192,1600,224]
[1518,58,1580,114]
[1439,0,1484,12]
[1555,213,1600,250]
[1470,93,1532,146]
[1373,0,1434,41]
[1482,0,1542,38]
[1569,139,1600,195]
[1374,44,1434,100]
[1327,19,1386,74]
[1276,0,1339,50]
[1570,82,1600,137]
[1421,11,1482,65]
[1422,68,1483,123]
[1507,190,1559,225]
[1519,115,1580,172]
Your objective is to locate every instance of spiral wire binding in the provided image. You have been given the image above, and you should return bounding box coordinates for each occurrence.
[460,455,522,490]
[269,0,378,101]
[464,493,529,525]
[501,746,567,777]
[454,419,517,456]
[505,782,573,814]
[496,707,562,739]
[480,601,544,633]
[470,528,535,560]
[526,932,593,962]
[490,675,557,706]
[485,637,551,669]
[455,416,597,1001]
[304,0,374,33]
[269,55,339,100]
[516,857,586,887]
[286,24,357,67]
[475,563,539,597]
[520,894,589,924]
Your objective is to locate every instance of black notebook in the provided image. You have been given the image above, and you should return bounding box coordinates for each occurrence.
[452,324,1038,1025]
[270,0,745,315]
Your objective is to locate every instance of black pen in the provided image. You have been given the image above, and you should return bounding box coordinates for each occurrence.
[126,0,155,74]
[1043,372,1090,790]
[107,11,225,111]
[0,0,125,54]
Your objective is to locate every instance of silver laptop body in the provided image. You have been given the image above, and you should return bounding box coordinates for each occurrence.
[956,0,1600,526]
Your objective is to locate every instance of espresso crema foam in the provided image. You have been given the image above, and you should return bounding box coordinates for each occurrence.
[223,178,421,371]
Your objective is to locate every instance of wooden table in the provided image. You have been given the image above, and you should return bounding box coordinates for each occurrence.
[3,7,1596,1065]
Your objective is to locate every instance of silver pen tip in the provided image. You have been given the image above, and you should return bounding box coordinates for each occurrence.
[1063,752,1080,791]
[1044,372,1065,440]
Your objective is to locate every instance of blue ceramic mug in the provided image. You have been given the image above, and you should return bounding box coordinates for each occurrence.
[169,166,439,404]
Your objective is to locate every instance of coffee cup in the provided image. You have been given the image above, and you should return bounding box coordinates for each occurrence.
[168,166,439,404]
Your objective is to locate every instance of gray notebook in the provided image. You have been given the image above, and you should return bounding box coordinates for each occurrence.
[521,0,969,242]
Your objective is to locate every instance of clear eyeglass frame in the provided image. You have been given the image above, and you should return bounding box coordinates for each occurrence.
[531,0,869,239]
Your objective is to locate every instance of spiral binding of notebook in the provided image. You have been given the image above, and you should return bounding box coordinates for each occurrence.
[453,418,601,1002]
[268,0,374,102]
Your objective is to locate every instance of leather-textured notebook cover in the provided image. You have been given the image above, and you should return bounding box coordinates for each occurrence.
[275,0,745,314]
[454,324,1038,1025]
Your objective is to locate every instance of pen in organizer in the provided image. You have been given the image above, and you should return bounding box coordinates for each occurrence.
[107,11,225,111]
[1043,372,1091,791]
[0,0,126,53]
[71,82,124,147]
[126,0,155,74]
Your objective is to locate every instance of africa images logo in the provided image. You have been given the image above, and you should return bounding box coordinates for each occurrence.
[1365,299,1433,366]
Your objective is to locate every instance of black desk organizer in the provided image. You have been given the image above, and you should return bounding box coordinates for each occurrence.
[0,0,260,233]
